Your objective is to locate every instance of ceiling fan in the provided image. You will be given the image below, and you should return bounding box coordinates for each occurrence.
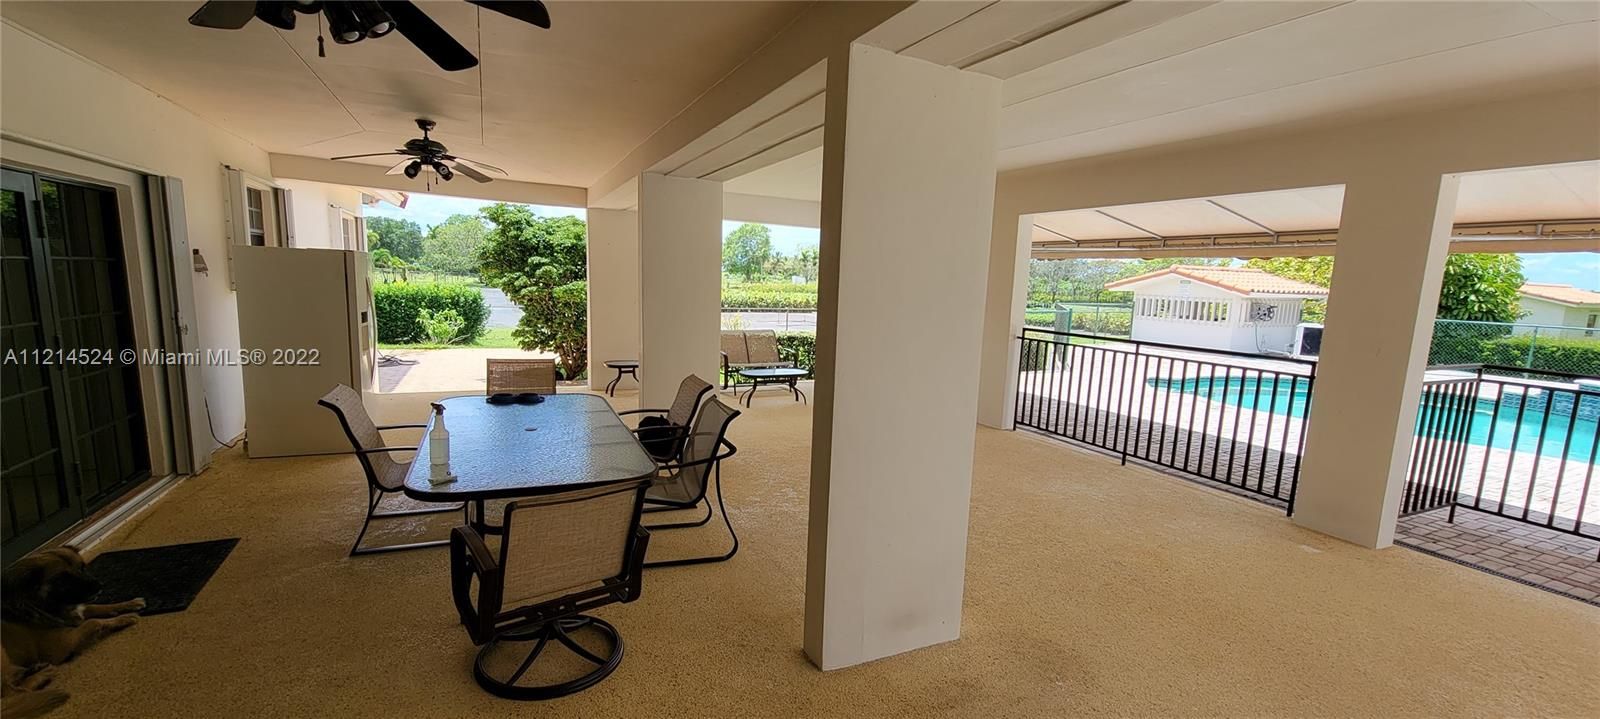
[187,1,549,72]
[330,118,506,186]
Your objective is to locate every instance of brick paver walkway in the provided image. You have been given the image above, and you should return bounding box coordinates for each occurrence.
[1397,508,1600,605]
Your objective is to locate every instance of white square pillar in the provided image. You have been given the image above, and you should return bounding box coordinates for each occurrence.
[976,210,1034,429]
[804,44,1000,670]
[586,208,640,392]
[1293,171,1461,548]
[637,173,722,408]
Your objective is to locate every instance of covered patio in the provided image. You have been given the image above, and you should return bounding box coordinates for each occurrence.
[3,0,1598,714]
[44,389,1599,717]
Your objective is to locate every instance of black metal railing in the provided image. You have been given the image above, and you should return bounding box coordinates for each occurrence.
[1401,374,1481,515]
[1421,365,1600,547]
[1014,329,1317,514]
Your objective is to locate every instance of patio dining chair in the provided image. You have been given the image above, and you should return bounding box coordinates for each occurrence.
[486,358,557,395]
[618,374,713,462]
[451,480,651,700]
[640,397,741,569]
[317,384,464,556]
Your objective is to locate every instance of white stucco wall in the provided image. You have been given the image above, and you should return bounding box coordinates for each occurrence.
[1518,296,1598,330]
[277,179,366,250]
[1123,276,1305,354]
[1,23,275,445]
[586,209,641,391]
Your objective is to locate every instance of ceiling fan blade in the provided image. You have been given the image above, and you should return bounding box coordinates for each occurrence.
[385,159,414,175]
[442,155,506,176]
[328,151,408,161]
[447,161,493,183]
[467,0,550,29]
[189,1,259,29]
[381,1,480,72]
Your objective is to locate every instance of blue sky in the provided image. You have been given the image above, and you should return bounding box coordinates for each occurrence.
[369,194,1594,286]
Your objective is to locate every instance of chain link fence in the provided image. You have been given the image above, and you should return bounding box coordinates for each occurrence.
[1429,319,1600,377]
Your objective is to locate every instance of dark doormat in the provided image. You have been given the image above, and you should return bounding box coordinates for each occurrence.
[87,538,239,616]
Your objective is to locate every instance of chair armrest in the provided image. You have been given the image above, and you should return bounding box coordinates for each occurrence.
[355,446,417,456]
[616,408,670,416]
[451,526,501,644]
[654,438,738,473]
[619,525,650,603]
[453,525,497,574]
[376,423,427,431]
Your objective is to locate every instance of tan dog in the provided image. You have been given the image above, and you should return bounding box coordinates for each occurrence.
[1,547,144,718]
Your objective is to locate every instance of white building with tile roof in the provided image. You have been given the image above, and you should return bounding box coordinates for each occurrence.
[1105,265,1329,355]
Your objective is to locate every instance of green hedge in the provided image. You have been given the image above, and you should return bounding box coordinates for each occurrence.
[1479,336,1600,376]
[722,288,817,309]
[1022,311,1132,337]
[775,331,817,371]
[373,282,488,344]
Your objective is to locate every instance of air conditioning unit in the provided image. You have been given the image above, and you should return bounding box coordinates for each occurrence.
[1294,323,1324,357]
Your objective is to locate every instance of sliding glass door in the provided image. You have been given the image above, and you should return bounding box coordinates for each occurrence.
[1,167,149,563]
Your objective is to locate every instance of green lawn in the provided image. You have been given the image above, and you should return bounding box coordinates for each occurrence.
[378,327,520,350]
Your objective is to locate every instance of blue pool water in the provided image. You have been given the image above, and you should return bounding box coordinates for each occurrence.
[1152,376,1599,461]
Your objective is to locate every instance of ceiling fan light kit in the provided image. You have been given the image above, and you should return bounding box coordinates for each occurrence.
[188,0,550,72]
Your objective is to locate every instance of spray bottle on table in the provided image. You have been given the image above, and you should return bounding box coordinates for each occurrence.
[428,402,456,485]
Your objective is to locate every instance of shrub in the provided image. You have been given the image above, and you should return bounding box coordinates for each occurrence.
[721,287,818,309]
[417,308,465,345]
[373,282,488,344]
[775,331,817,372]
[1480,336,1600,376]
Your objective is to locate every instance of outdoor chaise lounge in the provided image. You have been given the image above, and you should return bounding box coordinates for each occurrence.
[720,330,793,390]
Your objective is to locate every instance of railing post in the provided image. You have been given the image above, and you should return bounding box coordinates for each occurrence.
[1526,327,1539,368]
[1118,341,1141,465]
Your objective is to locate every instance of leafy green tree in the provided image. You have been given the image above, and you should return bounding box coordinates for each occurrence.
[1437,253,1523,322]
[366,216,424,261]
[1243,254,1523,323]
[722,223,773,281]
[476,206,589,378]
[421,214,487,275]
[1246,256,1334,321]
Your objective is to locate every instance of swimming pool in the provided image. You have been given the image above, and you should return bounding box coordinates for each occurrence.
[1151,375,1599,460]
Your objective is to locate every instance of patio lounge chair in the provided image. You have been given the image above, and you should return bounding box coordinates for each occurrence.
[450,480,651,700]
[641,397,741,568]
[720,329,794,390]
[317,384,464,556]
[618,374,713,461]
[486,358,557,395]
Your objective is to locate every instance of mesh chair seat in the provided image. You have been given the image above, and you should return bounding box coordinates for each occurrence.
[640,398,742,569]
[487,358,558,395]
[317,384,463,556]
[451,481,650,700]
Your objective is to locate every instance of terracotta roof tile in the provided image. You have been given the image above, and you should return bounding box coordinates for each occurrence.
[1520,283,1600,307]
[1104,265,1329,297]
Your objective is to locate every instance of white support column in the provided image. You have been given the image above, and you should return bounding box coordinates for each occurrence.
[1293,170,1461,548]
[804,44,1000,671]
[637,173,722,409]
[976,209,1034,429]
[585,208,640,392]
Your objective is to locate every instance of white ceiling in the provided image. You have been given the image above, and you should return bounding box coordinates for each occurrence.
[723,146,823,202]
[725,0,1600,199]
[1032,161,1600,244]
[0,1,808,187]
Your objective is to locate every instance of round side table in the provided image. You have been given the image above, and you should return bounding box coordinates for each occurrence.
[603,360,639,397]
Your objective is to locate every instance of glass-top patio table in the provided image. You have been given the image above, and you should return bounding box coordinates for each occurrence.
[402,394,658,532]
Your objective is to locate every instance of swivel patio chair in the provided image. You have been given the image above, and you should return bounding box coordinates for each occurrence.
[317,384,464,556]
[451,480,651,700]
[486,358,557,395]
[618,374,713,462]
[641,397,742,569]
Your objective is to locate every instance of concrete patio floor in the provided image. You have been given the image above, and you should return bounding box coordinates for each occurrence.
[57,390,1598,717]
[377,347,558,394]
